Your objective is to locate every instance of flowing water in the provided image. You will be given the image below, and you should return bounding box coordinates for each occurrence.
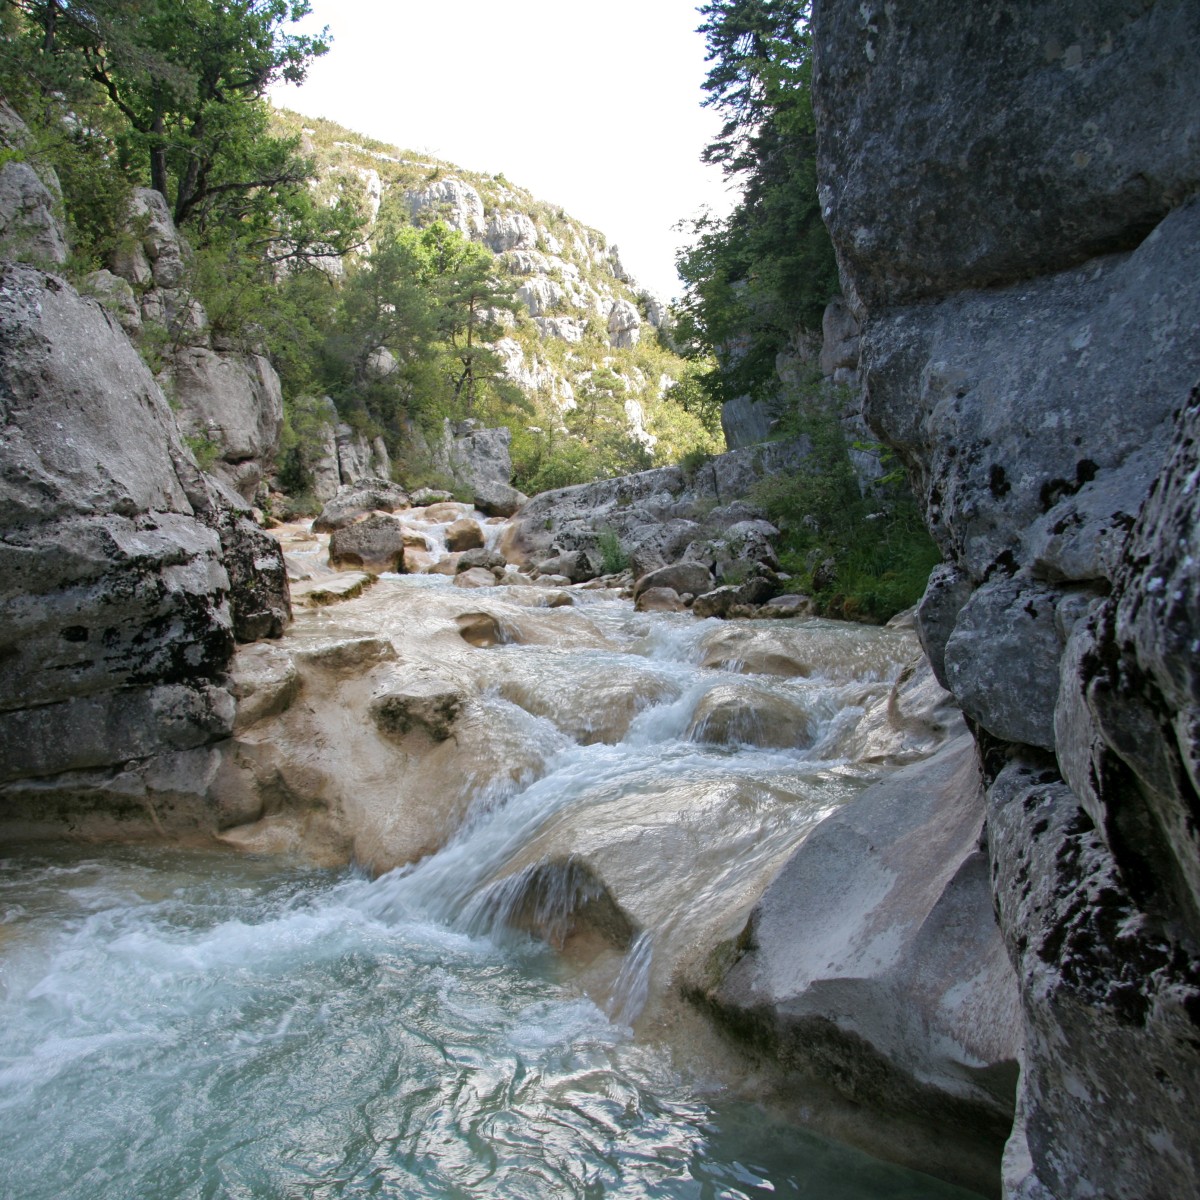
[0,556,978,1199]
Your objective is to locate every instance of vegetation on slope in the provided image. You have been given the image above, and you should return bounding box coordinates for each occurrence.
[0,0,720,499]
[675,0,940,621]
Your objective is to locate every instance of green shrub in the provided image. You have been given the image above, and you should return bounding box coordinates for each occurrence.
[597,530,629,575]
[184,433,222,472]
[755,388,941,623]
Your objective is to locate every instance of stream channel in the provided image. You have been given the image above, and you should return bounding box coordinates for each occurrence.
[0,508,977,1199]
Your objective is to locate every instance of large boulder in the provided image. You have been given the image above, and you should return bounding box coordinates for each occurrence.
[328,513,408,574]
[686,735,1019,1196]
[312,479,411,533]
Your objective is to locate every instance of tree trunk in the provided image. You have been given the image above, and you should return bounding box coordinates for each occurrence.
[149,112,170,205]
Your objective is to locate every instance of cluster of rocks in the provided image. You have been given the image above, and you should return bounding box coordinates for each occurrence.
[687,3,1200,1197]
[502,438,811,592]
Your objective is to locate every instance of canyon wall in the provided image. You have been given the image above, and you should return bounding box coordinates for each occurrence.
[811,1,1200,1195]
[0,113,290,841]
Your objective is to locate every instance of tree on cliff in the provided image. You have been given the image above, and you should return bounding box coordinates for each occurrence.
[324,218,523,436]
[675,0,838,402]
[0,0,357,269]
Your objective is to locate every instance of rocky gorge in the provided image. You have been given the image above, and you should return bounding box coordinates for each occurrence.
[1,2,1198,1198]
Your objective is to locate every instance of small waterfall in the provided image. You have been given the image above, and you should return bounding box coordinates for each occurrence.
[608,931,654,1027]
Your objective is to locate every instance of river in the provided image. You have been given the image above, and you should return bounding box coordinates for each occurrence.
[0,516,977,1198]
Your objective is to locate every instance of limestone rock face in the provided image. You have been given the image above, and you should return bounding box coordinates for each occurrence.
[812,0,1200,1193]
[112,187,186,288]
[814,1,1200,308]
[0,263,285,838]
[607,298,641,348]
[405,178,485,237]
[486,209,538,252]
[170,347,285,501]
[504,440,808,582]
[0,103,68,266]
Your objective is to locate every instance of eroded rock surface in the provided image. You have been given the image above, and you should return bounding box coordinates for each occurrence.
[0,262,286,839]
[812,0,1200,1193]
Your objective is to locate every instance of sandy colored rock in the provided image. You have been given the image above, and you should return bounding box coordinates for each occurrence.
[445,517,485,552]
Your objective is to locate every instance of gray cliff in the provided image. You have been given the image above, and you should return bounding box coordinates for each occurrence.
[0,115,289,841]
[812,1,1200,1196]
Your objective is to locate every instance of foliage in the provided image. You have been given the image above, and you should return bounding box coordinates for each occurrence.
[0,0,361,276]
[183,431,221,470]
[597,530,629,575]
[753,383,941,622]
[674,0,839,404]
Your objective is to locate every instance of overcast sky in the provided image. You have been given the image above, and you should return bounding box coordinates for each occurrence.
[268,0,735,300]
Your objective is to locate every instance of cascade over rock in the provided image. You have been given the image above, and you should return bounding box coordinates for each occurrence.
[811,1,1200,1195]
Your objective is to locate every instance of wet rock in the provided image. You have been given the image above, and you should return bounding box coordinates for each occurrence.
[370,677,464,742]
[687,684,815,750]
[292,634,397,672]
[328,513,407,574]
[445,518,485,552]
[841,653,964,766]
[290,572,374,608]
[453,567,498,589]
[312,479,411,533]
[230,643,300,733]
[634,587,686,613]
[456,612,512,648]
[456,547,507,573]
[686,735,1019,1195]
[472,477,527,517]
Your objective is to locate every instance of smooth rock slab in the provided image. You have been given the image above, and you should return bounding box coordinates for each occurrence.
[687,734,1019,1195]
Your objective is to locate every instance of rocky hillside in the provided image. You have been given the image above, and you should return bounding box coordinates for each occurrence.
[809,2,1200,1197]
[272,109,717,482]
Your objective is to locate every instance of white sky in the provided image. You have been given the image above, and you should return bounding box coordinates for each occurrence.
[267,0,736,301]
